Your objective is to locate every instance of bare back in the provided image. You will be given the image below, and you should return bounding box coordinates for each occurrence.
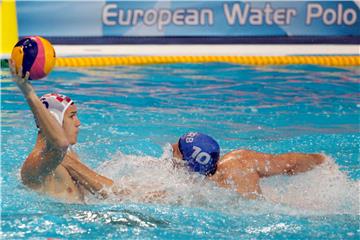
[209,150,262,199]
[209,149,325,199]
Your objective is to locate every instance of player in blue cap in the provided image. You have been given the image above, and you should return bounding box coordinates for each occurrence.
[176,132,220,175]
[172,132,325,199]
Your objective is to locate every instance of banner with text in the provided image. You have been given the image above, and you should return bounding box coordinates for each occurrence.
[16,1,360,43]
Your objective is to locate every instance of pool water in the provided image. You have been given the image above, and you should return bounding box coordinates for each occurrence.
[1,63,359,239]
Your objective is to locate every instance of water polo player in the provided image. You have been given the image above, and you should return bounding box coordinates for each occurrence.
[172,132,326,199]
[11,61,122,203]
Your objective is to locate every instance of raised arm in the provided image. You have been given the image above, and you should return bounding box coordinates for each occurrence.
[11,62,69,185]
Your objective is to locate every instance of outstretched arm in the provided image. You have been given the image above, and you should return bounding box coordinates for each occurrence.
[260,152,325,176]
[11,62,69,185]
[62,153,167,201]
[221,149,325,178]
[216,149,325,199]
[61,154,116,198]
[62,152,136,199]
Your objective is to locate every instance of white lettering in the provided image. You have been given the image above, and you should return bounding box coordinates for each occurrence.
[323,8,337,25]
[224,3,297,26]
[185,132,197,143]
[249,8,262,25]
[158,9,172,30]
[306,3,357,25]
[191,146,202,159]
[102,4,117,26]
[192,146,211,165]
[337,4,343,25]
[306,3,323,25]
[187,132,198,137]
[185,9,198,25]
[101,5,218,29]
[223,3,249,25]
[343,8,357,25]
[273,8,285,25]
[173,9,185,25]
[263,3,274,25]
[118,9,131,25]
[200,9,214,25]
[143,9,157,26]
[132,9,144,25]
[196,152,211,165]
[286,9,297,25]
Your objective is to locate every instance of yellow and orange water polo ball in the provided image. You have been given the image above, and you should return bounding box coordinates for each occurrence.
[11,36,56,80]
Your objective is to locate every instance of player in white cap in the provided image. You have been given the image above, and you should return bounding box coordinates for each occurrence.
[11,62,123,203]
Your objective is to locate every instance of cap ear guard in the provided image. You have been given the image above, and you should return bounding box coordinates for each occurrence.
[49,109,63,125]
[35,111,61,129]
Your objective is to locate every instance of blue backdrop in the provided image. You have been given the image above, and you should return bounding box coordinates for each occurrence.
[16,1,360,44]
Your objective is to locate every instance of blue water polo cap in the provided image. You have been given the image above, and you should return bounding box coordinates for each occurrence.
[178,132,220,175]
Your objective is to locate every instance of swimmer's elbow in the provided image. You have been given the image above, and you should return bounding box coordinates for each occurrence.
[52,139,69,151]
[285,153,326,175]
[310,154,326,165]
[43,139,69,156]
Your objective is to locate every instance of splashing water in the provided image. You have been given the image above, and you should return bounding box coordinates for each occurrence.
[94,145,239,208]
[2,63,359,238]
[261,156,360,214]
[93,145,359,216]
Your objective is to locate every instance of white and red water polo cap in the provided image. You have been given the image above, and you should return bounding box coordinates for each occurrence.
[39,93,73,126]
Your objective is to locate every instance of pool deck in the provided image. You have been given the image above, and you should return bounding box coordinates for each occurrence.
[53,44,359,57]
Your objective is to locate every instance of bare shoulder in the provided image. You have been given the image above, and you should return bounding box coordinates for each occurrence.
[20,148,74,188]
[211,149,263,199]
[219,149,267,166]
[221,149,260,160]
[215,150,247,173]
[20,149,42,187]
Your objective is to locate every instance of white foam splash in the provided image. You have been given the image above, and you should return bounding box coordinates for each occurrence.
[261,156,360,215]
[91,144,238,208]
[90,147,359,216]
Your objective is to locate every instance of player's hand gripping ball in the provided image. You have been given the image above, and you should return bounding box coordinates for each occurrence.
[11,36,56,80]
